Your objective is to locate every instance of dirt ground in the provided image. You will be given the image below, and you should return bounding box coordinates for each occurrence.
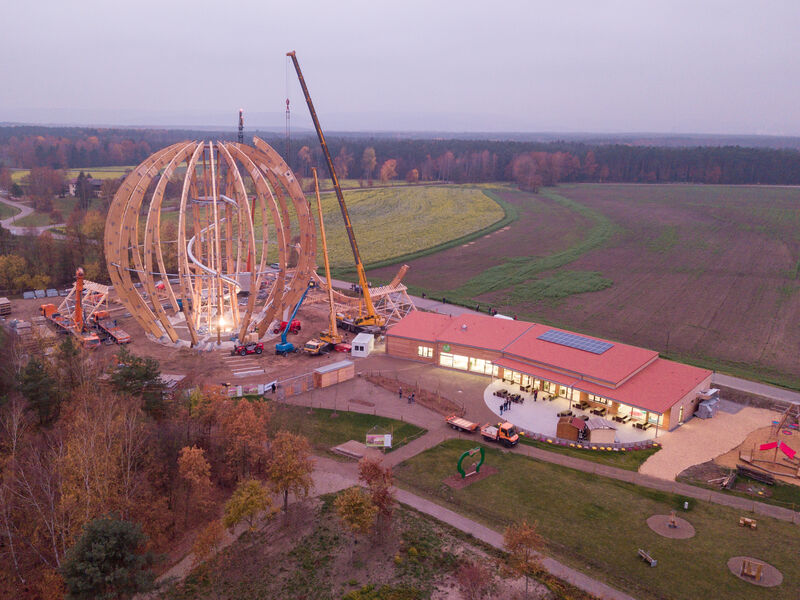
[5,295,354,385]
[639,405,776,481]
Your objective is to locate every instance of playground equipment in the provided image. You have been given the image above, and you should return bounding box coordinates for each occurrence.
[740,559,763,582]
[456,446,485,479]
[276,282,315,355]
[105,138,317,347]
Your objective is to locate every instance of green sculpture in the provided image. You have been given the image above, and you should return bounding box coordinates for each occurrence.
[457,446,485,479]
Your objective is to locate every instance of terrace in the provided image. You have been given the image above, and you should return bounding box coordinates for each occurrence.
[483,379,658,444]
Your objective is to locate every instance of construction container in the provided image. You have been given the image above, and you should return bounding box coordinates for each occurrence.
[350,332,374,357]
[0,297,10,316]
[313,360,355,388]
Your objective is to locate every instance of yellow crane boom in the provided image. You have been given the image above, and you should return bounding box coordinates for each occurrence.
[287,50,383,327]
[312,168,341,344]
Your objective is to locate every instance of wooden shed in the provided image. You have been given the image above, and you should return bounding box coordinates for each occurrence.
[556,416,587,441]
[313,360,355,388]
[586,418,617,444]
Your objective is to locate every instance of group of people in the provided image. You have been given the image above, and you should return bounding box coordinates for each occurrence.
[398,387,415,404]
[499,398,513,415]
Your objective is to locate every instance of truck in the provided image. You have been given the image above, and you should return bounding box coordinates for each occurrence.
[272,319,301,335]
[336,313,383,335]
[301,339,330,356]
[480,422,519,447]
[39,303,101,349]
[89,310,132,344]
[445,415,480,433]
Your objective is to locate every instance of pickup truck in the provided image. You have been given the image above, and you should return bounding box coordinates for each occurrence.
[480,422,519,447]
[445,415,479,433]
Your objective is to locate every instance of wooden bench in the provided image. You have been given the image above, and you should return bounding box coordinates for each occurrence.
[739,516,757,529]
[637,549,657,567]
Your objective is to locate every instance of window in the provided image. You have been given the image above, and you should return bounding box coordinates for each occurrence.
[417,345,433,358]
[469,357,495,375]
[452,354,469,370]
[589,394,608,405]
[439,352,453,367]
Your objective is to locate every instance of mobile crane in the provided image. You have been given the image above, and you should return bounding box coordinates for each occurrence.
[287,51,385,334]
[275,281,315,356]
[303,168,343,355]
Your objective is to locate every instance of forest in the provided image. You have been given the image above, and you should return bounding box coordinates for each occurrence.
[3,125,800,186]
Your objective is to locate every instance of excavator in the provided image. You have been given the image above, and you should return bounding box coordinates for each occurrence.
[302,168,343,356]
[287,51,385,334]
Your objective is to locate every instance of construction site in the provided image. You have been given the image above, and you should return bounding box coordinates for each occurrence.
[2,50,800,600]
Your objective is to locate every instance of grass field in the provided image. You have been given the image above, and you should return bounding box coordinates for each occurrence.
[11,165,134,183]
[266,403,426,454]
[395,439,800,600]
[382,183,800,390]
[157,183,505,271]
[0,201,20,220]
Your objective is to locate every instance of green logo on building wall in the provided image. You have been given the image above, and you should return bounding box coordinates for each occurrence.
[442,344,450,352]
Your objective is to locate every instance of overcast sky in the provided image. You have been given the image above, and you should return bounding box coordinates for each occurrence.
[1,0,798,135]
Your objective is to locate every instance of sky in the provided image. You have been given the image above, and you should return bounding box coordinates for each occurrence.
[1,0,799,135]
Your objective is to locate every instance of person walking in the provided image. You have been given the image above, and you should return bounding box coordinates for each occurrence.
[410,392,416,404]
[398,387,403,400]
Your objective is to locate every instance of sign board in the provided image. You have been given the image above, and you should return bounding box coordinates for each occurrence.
[366,433,392,448]
[442,343,451,352]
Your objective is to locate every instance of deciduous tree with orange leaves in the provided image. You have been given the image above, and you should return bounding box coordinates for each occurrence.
[266,430,314,513]
[177,445,212,526]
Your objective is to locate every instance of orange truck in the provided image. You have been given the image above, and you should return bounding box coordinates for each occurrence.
[39,304,101,349]
[480,422,519,447]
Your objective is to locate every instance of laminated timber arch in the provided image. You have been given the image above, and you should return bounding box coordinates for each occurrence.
[105,139,316,347]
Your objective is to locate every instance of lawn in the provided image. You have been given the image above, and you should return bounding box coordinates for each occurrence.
[394,439,799,600]
[0,201,20,220]
[266,403,426,454]
[518,436,660,471]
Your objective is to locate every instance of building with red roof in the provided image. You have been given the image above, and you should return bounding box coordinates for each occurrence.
[386,311,711,431]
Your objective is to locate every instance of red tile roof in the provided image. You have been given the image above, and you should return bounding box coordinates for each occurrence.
[385,310,451,343]
[503,323,658,387]
[574,358,711,414]
[436,313,533,352]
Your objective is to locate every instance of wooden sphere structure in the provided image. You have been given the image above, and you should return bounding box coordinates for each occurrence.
[104,137,316,346]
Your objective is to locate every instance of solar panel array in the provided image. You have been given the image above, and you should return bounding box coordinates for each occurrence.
[537,329,613,354]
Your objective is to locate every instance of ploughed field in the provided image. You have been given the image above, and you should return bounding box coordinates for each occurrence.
[372,184,800,389]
